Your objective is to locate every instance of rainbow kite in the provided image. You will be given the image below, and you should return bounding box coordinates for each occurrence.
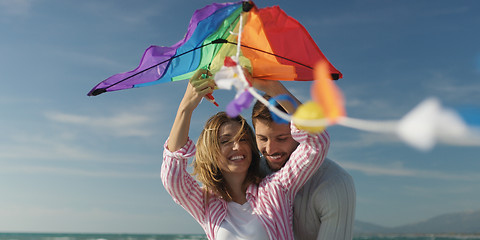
[88,1,480,151]
[88,1,341,96]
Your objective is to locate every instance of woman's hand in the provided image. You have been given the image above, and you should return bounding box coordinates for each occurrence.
[180,69,216,112]
[168,69,216,152]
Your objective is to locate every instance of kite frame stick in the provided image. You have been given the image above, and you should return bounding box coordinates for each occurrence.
[89,42,218,96]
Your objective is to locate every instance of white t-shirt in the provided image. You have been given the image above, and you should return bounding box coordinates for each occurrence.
[216,201,269,240]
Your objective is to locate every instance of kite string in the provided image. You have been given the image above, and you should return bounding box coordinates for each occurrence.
[231,12,320,128]
[230,12,292,123]
[236,13,243,60]
[338,117,399,133]
[230,17,302,127]
[243,74,401,134]
[230,7,400,134]
[233,11,253,92]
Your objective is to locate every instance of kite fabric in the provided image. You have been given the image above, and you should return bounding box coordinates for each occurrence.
[87,1,342,96]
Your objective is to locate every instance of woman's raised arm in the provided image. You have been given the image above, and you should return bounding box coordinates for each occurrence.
[167,69,216,151]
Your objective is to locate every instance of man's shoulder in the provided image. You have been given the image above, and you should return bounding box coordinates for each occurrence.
[305,158,352,185]
[316,157,344,174]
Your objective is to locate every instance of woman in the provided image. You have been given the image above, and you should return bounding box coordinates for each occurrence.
[161,69,330,240]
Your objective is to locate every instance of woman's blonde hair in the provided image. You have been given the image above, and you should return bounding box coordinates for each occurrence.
[193,112,261,201]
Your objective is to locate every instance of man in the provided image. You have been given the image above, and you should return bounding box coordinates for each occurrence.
[251,80,356,240]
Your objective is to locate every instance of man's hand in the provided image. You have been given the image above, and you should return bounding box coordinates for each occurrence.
[247,70,301,114]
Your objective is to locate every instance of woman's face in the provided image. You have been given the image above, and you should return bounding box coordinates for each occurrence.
[217,122,252,175]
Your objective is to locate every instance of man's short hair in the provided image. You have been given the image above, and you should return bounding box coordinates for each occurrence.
[251,94,287,126]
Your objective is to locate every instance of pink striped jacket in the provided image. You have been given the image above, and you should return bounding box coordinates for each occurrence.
[161,124,330,240]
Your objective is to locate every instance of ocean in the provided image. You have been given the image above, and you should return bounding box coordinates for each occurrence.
[0,233,206,240]
[1,233,480,240]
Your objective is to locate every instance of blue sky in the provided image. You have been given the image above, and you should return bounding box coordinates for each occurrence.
[0,0,479,234]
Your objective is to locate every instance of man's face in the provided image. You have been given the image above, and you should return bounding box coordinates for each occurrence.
[254,119,299,171]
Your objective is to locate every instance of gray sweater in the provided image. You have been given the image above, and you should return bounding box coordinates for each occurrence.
[260,158,356,240]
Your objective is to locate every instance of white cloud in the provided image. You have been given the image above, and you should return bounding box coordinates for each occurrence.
[81,1,168,27]
[45,111,156,137]
[422,73,480,103]
[0,124,158,179]
[0,0,32,16]
[0,101,167,180]
[0,164,156,179]
[0,205,190,234]
[402,184,479,197]
[49,48,130,70]
[339,160,480,181]
[424,6,470,18]
[0,95,45,105]
[0,138,148,164]
[346,97,407,119]
[331,131,402,148]
[306,4,470,28]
